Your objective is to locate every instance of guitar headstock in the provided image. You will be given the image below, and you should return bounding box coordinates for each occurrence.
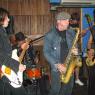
[25,38,32,43]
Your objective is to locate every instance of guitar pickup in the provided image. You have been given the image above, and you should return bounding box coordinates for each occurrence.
[5,67,11,75]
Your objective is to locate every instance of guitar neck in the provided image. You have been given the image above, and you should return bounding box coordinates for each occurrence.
[19,49,27,64]
[19,39,31,64]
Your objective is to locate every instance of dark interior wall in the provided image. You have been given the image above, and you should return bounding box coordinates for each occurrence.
[0,0,81,36]
[0,0,52,35]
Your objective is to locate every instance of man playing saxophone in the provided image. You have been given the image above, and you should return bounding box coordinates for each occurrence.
[43,11,80,95]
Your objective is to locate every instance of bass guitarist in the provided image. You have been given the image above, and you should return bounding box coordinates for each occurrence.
[0,8,26,95]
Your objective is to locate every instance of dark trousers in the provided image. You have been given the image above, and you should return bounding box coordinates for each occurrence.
[88,65,95,95]
[23,75,50,95]
[39,75,50,95]
[0,78,27,95]
[48,70,74,95]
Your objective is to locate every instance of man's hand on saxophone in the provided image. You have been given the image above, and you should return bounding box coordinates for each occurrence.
[55,47,78,74]
[55,64,67,74]
[71,47,78,55]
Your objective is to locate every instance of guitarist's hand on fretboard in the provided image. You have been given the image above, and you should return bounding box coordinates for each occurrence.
[21,42,29,50]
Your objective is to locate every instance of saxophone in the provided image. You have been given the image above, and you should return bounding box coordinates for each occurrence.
[60,28,82,84]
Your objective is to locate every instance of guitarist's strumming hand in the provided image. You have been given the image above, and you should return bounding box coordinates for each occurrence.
[19,64,26,72]
[55,64,67,74]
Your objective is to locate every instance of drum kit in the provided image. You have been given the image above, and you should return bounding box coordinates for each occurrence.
[23,64,48,95]
[25,65,41,80]
[24,63,47,81]
[24,50,47,80]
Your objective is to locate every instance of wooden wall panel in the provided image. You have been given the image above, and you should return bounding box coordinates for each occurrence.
[1,0,50,16]
[13,15,51,35]
[0,0,51,35]
[0,0,8,9]
[0,0,81,36]
[57,7,80,15]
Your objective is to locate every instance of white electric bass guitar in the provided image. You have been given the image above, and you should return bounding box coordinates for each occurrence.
[1,38,31,88]
[1,49,23,88]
